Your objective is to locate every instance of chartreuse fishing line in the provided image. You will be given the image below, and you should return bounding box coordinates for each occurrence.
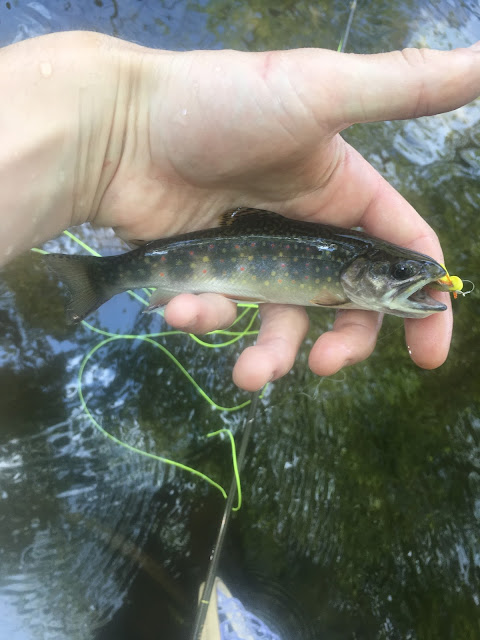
[32,230,265,508]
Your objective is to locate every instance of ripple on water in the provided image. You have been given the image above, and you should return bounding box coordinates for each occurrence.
[0,415,164,638]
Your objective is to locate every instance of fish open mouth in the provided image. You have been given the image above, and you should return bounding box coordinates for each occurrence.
[405,285,447,312]
[395,276,448,317]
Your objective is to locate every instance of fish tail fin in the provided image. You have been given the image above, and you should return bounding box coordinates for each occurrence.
[43,253,116,324]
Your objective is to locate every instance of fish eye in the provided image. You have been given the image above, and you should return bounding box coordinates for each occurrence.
[391,262,415,280]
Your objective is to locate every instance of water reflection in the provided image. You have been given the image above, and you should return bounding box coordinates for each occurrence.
[0,1,480,639]
[0,225,255,638]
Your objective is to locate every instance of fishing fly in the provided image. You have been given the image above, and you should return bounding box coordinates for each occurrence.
[433,264,475,300]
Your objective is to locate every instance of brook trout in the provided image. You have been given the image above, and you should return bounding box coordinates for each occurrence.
[43,208,448,323]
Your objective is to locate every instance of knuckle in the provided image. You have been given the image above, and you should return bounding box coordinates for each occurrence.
[398,47,432,117]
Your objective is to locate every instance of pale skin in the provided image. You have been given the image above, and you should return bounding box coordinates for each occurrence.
[1,32,480,391]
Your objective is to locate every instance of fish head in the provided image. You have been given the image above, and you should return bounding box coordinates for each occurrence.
[341,248,448,318]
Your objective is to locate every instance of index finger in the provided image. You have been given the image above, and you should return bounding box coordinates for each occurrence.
[357,157,452,370]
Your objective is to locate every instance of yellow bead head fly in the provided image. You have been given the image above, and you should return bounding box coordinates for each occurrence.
[434,264,467,300]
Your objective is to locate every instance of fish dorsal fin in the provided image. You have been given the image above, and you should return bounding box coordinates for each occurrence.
[126,238,149,248]
[218,207,284,226]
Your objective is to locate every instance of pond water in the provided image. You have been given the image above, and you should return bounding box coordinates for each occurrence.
[0,1,480,639]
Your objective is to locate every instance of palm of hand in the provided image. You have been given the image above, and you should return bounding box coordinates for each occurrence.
[100,50,353,240]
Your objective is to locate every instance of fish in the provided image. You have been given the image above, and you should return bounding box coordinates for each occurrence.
[42,207,448,324]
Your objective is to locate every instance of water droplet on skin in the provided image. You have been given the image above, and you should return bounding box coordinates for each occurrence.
[173,107,189,126]
[39,61,52,78]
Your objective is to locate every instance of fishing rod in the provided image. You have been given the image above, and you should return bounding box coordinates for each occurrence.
[191,389,261,640]
[190,3,358,637]
[339,0,357,53]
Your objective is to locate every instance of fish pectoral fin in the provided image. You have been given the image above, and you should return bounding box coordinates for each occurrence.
[310,292,349,307]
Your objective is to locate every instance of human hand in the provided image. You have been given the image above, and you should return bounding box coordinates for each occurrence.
[99,40,480,390]
[2,33,480,390]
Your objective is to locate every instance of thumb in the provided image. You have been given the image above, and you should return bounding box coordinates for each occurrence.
[281,43,480,127]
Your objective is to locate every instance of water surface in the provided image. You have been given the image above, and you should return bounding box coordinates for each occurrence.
[0,1,479,639]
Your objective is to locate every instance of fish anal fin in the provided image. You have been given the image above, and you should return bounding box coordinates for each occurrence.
[219,293,266,303]
[146,289,267,311]
[145,288,181,312]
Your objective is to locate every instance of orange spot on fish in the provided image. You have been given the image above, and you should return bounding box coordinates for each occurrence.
[240,266,245,271]
[305,275,309,280]
[281,263,286,268]
[159,272,165,277]
[209,244,214,249]
[277,278,283,284]
[285,245,290,249]
[189,251,194,256]
[161,256,166,262]
[235,244,240,250]
[202,269,207,274]
[251,242,256,247]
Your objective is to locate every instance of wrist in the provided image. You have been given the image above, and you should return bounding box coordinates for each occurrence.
[0,31,151,263]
